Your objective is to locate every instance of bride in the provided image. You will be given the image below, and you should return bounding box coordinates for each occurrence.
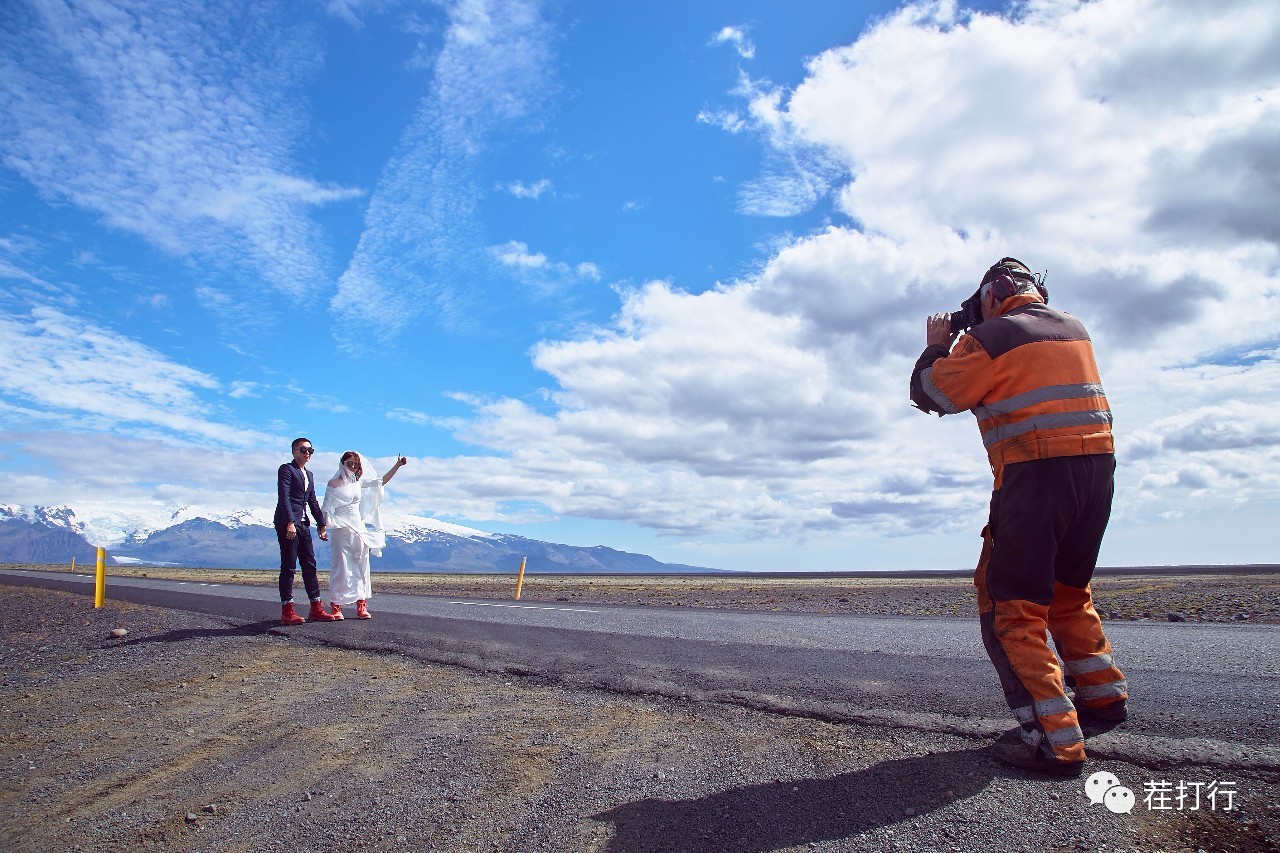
[321,451,406,619]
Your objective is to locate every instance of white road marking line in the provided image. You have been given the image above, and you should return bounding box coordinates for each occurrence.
[449,601,599,614]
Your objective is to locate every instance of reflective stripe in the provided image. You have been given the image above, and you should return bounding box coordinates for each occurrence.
[1046,725,1084,747]
[1076,680,1128,700]
[1013,705,1036,724]
[1035,696,1076,717]
[1065,654,1116,675]
[920,367,962,415]
[974,383,1106,420]
[981,409,1113,448]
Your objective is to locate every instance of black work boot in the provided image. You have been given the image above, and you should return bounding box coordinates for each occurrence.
[990,729,1084,778]
[1077,699,1128,735]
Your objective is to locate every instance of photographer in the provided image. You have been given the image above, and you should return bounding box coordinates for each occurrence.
[910,258,1128,777]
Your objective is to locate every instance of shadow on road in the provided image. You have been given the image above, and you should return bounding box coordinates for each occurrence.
[107,620,283,646]
[593,746,996,852]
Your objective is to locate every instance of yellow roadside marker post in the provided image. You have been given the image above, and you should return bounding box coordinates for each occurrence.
[93,547,106,608]
[70,556,75,573]
[514,556,527,601]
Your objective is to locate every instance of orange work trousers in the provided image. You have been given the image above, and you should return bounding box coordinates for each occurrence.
[974,454,1127,766]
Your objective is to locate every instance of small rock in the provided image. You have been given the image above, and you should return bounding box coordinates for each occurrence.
[110,628,127,638]
[184,813,198,824]
[1167,612,1186,622]
[304,792,313,802]
[202,804,217,814]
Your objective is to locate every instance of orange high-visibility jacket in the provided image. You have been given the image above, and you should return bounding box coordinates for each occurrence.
[910,293,1114,487]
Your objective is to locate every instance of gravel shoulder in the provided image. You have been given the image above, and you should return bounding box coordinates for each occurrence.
[2,579,1278,852]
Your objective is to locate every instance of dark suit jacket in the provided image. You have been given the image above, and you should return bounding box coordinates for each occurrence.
[274,463,326,528]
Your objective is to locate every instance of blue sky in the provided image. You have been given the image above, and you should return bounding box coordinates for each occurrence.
[2,0,1278,571]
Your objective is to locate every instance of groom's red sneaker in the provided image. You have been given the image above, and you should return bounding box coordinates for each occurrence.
[308,600,338,622]
[356,600,371,620]
[280,603,305,626]
[329,603,345,621]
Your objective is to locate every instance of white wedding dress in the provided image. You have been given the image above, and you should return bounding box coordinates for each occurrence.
[321,453,386,605]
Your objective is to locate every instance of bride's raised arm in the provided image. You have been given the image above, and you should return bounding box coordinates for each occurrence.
[382,455,408,485]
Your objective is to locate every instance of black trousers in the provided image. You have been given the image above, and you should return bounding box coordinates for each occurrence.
[986,453,1116,605]
[276,522,320,604]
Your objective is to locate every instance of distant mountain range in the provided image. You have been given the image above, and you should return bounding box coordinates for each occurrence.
[0,504,722,574]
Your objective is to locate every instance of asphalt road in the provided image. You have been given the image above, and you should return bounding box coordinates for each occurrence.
[4,568,1277,773]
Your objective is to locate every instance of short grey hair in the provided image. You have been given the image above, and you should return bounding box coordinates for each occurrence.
[980,269,1038,303]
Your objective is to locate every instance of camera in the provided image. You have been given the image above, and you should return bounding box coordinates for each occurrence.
[949,291,984,335]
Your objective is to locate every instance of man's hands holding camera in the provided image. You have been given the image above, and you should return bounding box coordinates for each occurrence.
[927,313,958,348]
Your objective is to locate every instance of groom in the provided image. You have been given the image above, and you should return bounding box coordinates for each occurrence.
[274,437,338,625]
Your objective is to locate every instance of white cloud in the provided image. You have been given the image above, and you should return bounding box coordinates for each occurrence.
[490,241,603,292]
[194,174,364,222]
[492,240,549,270]
[0,431,323,542]
[0,258,54,290]
[503,178,553,199]
[5,0,1274,570]
[228,381,263,399]
[710,25,755,60]
[386,408,435,426]
[702,70,842,216]
[0,306,272,448]
[419,0,1280,556]
[0,0,356,299]
[696,108,747,135]
[324,0,395,28]
[333,0,556,343]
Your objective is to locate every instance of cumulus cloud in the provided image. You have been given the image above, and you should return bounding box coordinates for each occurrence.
[0,0,357,299]
[431,0,1280,552]
[333,0,556,343]
[6,0,1273,568]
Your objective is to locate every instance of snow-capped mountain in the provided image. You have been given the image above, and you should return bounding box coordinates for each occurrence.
[0,504,721,574]
[0,505,100,565]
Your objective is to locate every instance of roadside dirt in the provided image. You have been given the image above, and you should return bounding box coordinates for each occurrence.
[2,581,1277,852]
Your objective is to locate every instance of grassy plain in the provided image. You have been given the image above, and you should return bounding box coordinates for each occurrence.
[12,563,1280,623]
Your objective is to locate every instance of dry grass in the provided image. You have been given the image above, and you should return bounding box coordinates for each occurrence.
[9,563,1280,622]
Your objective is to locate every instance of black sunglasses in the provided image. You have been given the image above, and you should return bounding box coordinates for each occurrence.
[298,446,314,455]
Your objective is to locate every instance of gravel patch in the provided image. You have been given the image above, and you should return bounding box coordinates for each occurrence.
[1,586,1276,852]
